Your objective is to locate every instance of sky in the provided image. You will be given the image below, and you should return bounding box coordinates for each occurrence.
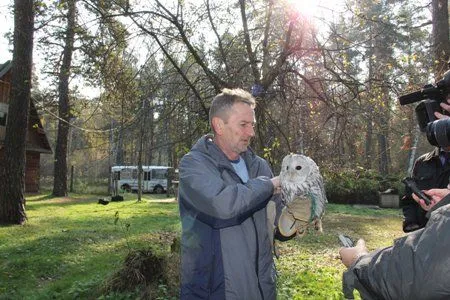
[0,2,13,63]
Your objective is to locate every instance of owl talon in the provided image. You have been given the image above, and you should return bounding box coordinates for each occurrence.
[297,229,306,237]
[314,219,323,233]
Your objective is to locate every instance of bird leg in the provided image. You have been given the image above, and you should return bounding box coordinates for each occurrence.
[294,220,309,237]
[313,218,323,233]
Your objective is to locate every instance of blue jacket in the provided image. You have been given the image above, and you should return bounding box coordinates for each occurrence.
[178,135,277,300]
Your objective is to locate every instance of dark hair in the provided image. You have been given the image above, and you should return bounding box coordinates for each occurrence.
[209,88,256,132]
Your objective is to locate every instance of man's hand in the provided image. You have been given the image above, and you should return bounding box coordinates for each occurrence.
[339,239,369,268]
[435,99,450,119]
[271,176,281,194]
[412,188,450,211]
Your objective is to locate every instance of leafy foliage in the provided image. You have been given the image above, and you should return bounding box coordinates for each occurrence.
[27,0,445,182]
[323,168,404,205]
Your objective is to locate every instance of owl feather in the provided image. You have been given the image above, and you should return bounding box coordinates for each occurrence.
[278,154,327,237]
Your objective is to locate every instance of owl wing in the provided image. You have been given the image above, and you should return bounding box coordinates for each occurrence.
[307,171,327,219]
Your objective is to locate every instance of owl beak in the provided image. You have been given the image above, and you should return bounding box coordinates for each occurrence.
[287,169,297,180]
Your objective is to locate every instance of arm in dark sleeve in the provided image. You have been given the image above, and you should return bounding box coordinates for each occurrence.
[343,195,450,300]
[401,158,420,210]
[401,158,428,232]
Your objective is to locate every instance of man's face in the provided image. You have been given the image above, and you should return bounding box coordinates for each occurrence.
[217,102,255,159]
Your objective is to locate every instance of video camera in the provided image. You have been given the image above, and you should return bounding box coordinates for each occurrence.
[398,69,450,147]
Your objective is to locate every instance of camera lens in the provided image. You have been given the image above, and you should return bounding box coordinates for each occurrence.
[426,118,450,147]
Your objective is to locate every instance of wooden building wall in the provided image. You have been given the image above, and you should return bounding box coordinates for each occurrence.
[0,70,10,103]
[0,149,41,193]
[0,72,10,141]
[25,152,40,193]
[0,65,47,194]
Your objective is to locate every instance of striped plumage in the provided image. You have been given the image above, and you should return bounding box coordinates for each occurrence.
[278,154,327,237]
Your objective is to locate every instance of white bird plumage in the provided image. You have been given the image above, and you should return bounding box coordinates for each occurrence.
[278,153,327,237]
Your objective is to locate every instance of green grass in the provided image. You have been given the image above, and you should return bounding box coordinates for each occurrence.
[276,204,404,299]
[0,192,180,299]
[0,195,405,299]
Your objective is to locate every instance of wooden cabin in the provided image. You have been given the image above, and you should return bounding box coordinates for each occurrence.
[0,60,52,193]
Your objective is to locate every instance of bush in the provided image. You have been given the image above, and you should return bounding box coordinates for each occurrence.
[102,236,180,299]
[323,168,404,205]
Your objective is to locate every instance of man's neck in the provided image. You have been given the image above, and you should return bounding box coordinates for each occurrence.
[213,137,239,160]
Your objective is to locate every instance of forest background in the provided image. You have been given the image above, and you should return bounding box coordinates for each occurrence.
[0,0,449,205]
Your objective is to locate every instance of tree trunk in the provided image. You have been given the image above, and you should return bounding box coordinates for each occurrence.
[147,106,154,165]
[116,127,124,165]
[377,132,389,174]
[378,85,391,175]
[0,0,34,224]
[432,0,450,79]
[69,165,74,193]
[407,125,420,175]
[53,0,76,197]
[137,99,148,202]
[365,37,374,170]
[372,5,392,175]
[364,115,373,169]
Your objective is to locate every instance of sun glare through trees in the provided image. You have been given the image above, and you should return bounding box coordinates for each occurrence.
[286,0,343,19]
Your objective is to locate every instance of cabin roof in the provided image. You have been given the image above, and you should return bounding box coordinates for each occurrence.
[0,60,11,79]
[0,60,52,154]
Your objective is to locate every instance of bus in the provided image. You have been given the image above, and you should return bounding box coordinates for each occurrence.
[111,165,172,194]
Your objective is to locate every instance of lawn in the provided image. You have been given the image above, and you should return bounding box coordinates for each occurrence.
[0,193,405,299]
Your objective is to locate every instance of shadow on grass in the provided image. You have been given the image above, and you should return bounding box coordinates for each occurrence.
[25,197,97,210]
[26,193,177,209]
[26,193,55,201]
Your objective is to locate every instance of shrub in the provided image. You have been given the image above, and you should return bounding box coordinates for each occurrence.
[102,237,180,299]
[323,168,404,205]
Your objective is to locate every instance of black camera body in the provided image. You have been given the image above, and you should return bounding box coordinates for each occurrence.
[399,69,450,147]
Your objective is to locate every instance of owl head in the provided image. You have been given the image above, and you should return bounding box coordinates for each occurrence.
[279,154,318,185]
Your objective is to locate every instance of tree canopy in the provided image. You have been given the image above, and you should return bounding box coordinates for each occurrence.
[0,0,448,197]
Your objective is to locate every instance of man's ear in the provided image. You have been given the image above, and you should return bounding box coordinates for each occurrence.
[212,117,224,135]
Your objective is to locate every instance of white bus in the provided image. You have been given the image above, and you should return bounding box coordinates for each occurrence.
[111,165,172,194]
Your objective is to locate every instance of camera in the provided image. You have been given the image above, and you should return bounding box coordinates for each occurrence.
[398,69,450,147]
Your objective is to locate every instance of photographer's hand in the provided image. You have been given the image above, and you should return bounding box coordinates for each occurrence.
[436,99,450,119]
[339,239,368,268]
[412,188,450,211]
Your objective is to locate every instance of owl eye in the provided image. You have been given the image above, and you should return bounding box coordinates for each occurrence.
[295,166,302,170]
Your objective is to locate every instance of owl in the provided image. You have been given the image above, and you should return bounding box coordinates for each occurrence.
[278,154,327,237]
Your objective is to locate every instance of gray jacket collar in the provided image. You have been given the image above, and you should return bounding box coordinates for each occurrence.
[192,134,257,170]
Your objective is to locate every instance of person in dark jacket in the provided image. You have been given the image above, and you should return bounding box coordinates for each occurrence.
[340,187,450,299]
[178,88,281,300]
[401,147,450,232]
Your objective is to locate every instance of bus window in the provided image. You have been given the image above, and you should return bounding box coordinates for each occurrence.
[114,171,120,180]
[121,168,132,179]
[152,169,167,179]
[144,171,151,181]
